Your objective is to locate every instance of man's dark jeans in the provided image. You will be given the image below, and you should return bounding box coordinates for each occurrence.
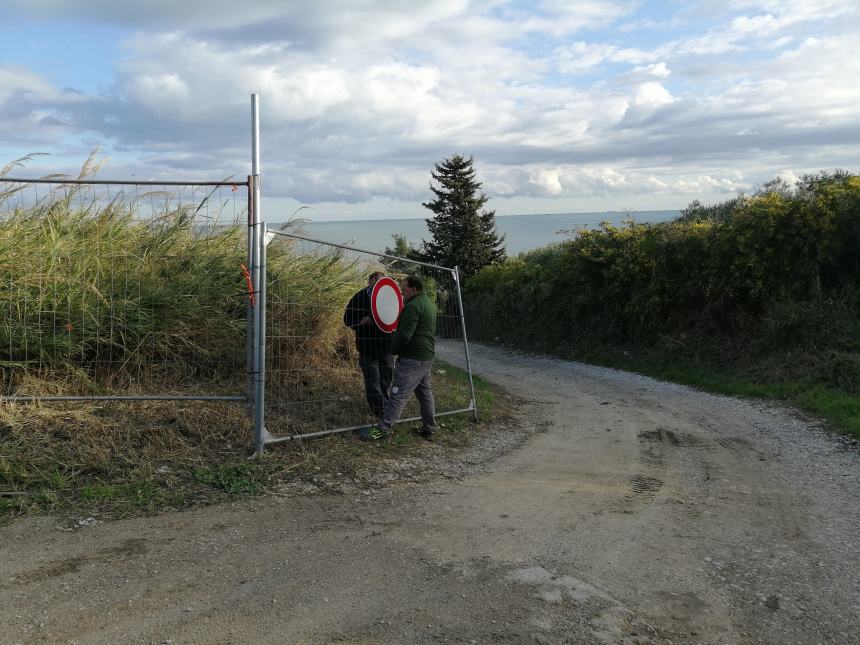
[359,353,394,417]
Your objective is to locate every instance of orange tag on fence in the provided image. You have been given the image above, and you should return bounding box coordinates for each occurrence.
[241,263,255,307]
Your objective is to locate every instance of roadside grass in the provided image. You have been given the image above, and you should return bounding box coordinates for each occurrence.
[260,360,504,471]
[191,463,265,494]
[0,360,504,521]
[582,353,860,440]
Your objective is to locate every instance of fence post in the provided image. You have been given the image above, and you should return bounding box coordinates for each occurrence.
[254,220,268,455]
[246,175,255,419]
[251,93,266,455]
[453,266,479,421]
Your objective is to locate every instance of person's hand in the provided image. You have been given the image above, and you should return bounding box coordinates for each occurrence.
[360,315,372,325]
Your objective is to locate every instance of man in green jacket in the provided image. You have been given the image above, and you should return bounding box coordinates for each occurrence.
[371,275,437,440]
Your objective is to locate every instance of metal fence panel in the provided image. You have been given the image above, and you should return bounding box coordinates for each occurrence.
[0,178,251,402]
[261,229,477,444]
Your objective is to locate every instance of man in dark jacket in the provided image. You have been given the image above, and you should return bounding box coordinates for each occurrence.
[343,271,394,424]
[375,275,437,440]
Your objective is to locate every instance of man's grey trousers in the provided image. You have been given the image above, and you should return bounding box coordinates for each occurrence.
[379,358,437,434]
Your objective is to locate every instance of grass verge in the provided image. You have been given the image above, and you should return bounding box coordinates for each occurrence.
[0,361,507,522]
[582,352,860,440]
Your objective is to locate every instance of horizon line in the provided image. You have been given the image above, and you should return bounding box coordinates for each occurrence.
[292,208,683,224]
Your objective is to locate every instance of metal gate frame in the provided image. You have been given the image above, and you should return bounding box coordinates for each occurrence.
[253,229,480,453]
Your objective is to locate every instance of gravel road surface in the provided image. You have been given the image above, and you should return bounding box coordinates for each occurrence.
[1,342,857,644]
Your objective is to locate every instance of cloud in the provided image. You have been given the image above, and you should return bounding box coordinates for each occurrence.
[0,64,98,150]
[675,174,750,194]
[555,42,655,73]
[718,34,860,124]
[619,17,685,33]
[529,168,564,195]
[672,0,858,56]
[776,168,800,186]
[0,63,93,107]
[518,0,637,38]
[618,62,671,83]
[1,0,859,216]
[483,164,748,200]
[272,166,428,204]
[3,0,338,32]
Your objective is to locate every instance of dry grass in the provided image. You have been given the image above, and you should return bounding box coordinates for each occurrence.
[0,362,499,520]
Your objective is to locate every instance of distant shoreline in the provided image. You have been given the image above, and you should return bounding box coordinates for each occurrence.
[295,209,681,225]
[286,210,681,255]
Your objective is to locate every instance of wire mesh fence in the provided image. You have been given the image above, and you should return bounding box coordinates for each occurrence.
[261,229,476,442]
[0,174,479,449]
[0,178,251,401]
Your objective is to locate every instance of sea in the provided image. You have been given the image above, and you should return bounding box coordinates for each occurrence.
[285,210,680,256]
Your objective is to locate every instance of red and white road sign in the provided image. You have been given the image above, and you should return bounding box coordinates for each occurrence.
[371,276,403,333]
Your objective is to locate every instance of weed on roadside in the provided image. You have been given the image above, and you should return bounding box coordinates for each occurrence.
[1,362,509,521]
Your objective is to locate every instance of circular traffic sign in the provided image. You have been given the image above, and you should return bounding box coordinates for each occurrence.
[371,276,403,333]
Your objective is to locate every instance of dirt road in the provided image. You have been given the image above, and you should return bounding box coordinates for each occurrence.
[1,342,858,644]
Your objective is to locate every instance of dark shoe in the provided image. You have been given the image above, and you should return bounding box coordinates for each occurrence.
[418,429,435,441]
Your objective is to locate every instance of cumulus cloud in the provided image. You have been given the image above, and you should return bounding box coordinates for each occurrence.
[482,164,749,201]
[672,0,857,57]
[528,168,564,196]
[618,62,671,83]
[1,0,859,215]
[776,168,800,186]
[675,174,750,194]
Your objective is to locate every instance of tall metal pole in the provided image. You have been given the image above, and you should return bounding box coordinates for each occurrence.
[453,266,479,421]
[245,175,254,418]
[257,217,268,451]
[251,94,266,455]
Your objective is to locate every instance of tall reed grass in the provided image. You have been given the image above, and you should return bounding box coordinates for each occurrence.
[0,178,365,395]
[0,168,370,505]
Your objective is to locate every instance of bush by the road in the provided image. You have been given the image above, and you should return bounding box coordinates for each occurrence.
[465,171,860,433]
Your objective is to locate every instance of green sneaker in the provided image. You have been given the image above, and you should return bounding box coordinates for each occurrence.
[358,426,383,442]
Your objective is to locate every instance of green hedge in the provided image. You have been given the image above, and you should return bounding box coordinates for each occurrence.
[465,172,860,396]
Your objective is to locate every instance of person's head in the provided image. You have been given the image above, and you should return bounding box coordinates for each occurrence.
[400,275,423,299]
[367,271,385,288]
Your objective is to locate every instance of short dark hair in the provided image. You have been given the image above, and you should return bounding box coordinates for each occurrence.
[404,275,423,291]
[368,271,384,281]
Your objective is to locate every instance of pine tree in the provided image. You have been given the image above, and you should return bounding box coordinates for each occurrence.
[421,154,506,278]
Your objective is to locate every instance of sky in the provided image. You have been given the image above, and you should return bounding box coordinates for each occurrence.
[1,0,859,221]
